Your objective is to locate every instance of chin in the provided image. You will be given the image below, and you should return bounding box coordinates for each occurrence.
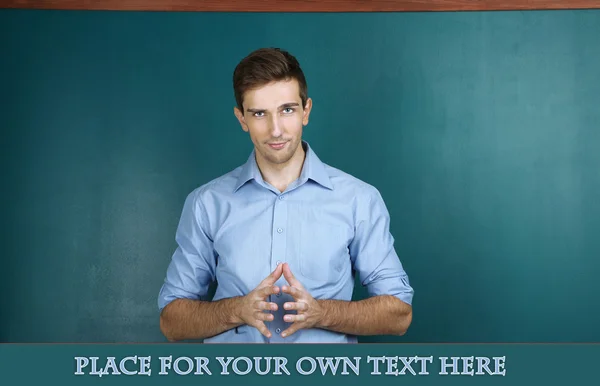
[267,153,294,165]
[257,139,301,165]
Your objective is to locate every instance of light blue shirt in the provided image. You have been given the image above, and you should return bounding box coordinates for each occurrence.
[158,142,414,343]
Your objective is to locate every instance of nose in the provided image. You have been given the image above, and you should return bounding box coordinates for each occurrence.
[269,116,283,138]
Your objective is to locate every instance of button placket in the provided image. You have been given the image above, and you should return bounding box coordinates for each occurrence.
[271,195,287,268]
[271,195,288,303]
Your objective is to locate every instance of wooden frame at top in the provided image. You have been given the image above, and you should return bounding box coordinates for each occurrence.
[2,0,600,12]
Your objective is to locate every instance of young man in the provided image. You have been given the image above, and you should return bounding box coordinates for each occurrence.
[158,48,414,343]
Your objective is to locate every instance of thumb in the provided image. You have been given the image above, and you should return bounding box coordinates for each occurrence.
[262,262,283,286]
[282,263,302,288]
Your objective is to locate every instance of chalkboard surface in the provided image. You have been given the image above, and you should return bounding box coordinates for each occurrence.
[1,9,599,343]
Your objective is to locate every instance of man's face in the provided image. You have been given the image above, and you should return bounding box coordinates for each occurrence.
[234,79,312,167]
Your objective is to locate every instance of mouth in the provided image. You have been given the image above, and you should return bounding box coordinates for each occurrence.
[267,141,288,150]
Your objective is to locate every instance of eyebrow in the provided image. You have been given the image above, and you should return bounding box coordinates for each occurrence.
[246,103,300,113]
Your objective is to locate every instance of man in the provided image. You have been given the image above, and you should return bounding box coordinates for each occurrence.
[158,47,414,343]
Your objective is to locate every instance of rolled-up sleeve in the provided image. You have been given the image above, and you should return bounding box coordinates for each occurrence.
[158,190,216,312]
[349,187,414,306]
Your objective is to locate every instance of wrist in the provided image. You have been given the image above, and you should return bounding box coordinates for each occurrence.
[223,296,245,326]
[315,299,332,329]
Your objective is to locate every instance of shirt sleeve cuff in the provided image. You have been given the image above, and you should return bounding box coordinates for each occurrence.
[366,275,414,306]
[158,282,202,312]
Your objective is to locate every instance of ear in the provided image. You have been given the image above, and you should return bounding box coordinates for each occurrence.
[234,106,249,132]
[302,98,313,126]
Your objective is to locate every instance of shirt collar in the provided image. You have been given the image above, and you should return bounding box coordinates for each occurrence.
[234,141,333,192]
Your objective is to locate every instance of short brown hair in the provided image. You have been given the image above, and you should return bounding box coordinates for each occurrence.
[233,47,308,113]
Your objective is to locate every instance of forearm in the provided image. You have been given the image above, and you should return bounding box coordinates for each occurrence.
[159,297,244,341]
[316,295,412,336]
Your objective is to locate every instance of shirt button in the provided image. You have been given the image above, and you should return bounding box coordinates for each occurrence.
[279,195,284,200]
[277,228,283,233]
[276,260,281,265]
[276,328,281,334]
[276,292,282,297]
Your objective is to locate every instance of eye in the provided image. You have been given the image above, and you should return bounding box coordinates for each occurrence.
[282,108,295,114]
[253,111,265,117]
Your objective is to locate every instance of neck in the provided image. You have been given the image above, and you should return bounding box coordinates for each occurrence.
[255,142,306,193]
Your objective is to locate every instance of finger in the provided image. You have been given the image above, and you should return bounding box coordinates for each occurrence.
[281,285,302,299]
[255,301,278,311]
[254,311,275,322]
[284,313,306,323]
[283,301,308,311]
[282,263,304,289]
[256,285,280,299]
[252,321,272,339]
[261,263,284,286]
[281,323,302,338]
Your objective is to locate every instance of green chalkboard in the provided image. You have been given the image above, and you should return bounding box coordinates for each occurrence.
[1,9,599,343]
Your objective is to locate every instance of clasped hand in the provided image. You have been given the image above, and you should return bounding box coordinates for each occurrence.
[236,262,322,339]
